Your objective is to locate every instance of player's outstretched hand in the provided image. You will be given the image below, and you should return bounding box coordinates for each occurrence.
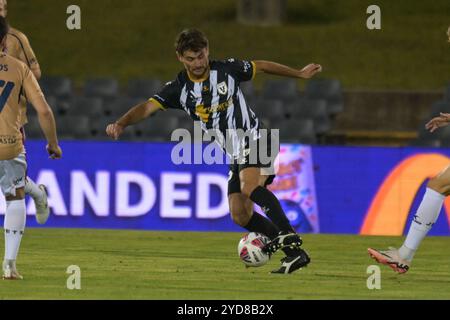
[106,122,124,140]
[299,63,322,79]
[425,112,450,133]
[46,144,62,159]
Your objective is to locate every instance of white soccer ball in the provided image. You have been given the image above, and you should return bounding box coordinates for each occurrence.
[237,232,271,267]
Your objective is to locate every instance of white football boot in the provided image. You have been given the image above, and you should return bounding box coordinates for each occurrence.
[35,184,50,225]
[3,260,23,280]
[368,247,410,274]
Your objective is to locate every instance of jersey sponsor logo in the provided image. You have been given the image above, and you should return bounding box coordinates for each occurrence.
[217,81,228,95]
[0,135,17,145]
[195,98,233,122]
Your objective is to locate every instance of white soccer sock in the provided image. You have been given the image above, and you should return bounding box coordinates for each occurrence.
[399,188,444,261]
[3,200,26,261]
[24,177,43,200]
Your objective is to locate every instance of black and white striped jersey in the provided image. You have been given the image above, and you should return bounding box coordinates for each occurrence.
[150,58,261,158]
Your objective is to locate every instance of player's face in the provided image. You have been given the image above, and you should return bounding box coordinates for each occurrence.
[0,0,7,18]
[178,48,209,78]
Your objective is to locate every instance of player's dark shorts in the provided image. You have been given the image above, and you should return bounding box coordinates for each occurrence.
[227,131,279,195]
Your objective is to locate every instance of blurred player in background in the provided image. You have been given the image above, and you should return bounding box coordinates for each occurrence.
[0,16,61,279]
[107,29,322,274]
[0,0,49,225]
[368,26,450,274]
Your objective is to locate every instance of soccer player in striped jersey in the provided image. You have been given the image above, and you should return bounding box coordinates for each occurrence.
[0,16,61,279]
[0,0,50,225]
[368,27,450,274]
[107,29,322,274]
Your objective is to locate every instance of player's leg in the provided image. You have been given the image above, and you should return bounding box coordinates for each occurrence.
[21,130,49,224]
[228,166,280,239]
[229,193,280,240]
[25,176,49,224]
[1,154,27,280]
[369,165,450,273]
[239,167,310,274]
[240,167,295,235]
[399,167,450,259]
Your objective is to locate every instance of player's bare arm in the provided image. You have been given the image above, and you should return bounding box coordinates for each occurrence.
[106,99,161,140]
[253,60,322,79]
[425,112,450,133]
[30,95,62,159]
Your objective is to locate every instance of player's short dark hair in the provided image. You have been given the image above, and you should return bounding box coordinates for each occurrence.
[0,16,9,42]
[175,29,208,55]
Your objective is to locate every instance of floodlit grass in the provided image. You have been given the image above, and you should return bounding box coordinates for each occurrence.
[7,0,450,90]
[1,229,449,299]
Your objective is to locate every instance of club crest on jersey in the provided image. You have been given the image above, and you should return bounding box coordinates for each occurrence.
[217,82,228,95]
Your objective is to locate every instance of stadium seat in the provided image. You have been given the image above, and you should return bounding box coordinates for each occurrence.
[297,99,331,134]
[84,78,119,99]
[135,113,179,141]
[239,81,256,100]
[64,97,104,117]
[58,115,92,139]
[411,122,442,147]
[105,97,141,117]
[127,78,163,99]
[252,99,285,120]
[305,79,344,116]
[26,96,58,117]
[437,125,450,147]
[261,79,299,101]
[410,137,441,147]
[274,119,316,144]
[23,115,42,139]
[429,100,450,117]
[91,116,135,140]
[444,83,450,101]
[39,76,73,98]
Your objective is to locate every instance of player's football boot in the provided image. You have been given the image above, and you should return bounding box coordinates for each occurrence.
[368,247,410,274]
[262,231,303,255]
[271,248,311,274]
[35,184,50,225]
[2,260,23,280]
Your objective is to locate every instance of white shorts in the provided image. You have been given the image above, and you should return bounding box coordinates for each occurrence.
[0,153,27,197]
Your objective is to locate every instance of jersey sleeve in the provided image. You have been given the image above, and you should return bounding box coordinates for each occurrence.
[150,81,182,110]
[225,58,256,82]
[22,66,44,105]
[16,32,39,70]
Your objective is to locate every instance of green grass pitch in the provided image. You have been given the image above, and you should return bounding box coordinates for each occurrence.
[1,229,449,300]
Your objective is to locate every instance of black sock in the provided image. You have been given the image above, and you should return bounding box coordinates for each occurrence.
[243,212,280,240]
[249,186,295,233]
